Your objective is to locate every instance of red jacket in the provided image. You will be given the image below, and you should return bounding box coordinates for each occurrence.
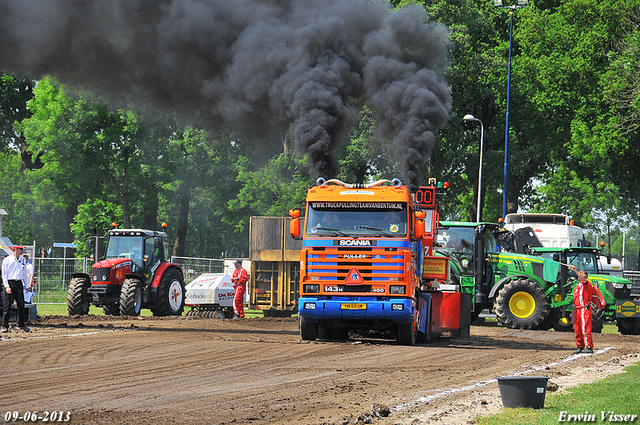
[573,279,605,310]
[232,267,248,286]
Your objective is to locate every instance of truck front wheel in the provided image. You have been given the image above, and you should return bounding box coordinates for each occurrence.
[495,279,549,330]
[67,277,90,316]
[300,317,317,341]
[397,310,418,346]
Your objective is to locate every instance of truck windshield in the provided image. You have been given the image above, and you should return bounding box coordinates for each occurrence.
[105,236,145,264]
[305,203,408,238]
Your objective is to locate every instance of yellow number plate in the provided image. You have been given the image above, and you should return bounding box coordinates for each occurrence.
[341,303,367,310]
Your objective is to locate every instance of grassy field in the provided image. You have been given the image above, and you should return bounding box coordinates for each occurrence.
[477,363,640,424]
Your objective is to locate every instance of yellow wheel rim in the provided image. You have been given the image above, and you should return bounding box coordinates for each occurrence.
[559,317,570,325]
[509,291,536,319]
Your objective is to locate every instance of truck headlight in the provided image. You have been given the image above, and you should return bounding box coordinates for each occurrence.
[390,285,406,294]
[304,302,316,310]
[304,284,320,293]
[391,303,404,311]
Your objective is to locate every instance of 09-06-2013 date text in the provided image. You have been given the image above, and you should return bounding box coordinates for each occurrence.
[4,411,71,422]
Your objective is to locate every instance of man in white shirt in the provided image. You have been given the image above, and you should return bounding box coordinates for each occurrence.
[2,245,30,332]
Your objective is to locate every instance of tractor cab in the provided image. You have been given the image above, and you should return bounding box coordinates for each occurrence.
[104,232,165,279]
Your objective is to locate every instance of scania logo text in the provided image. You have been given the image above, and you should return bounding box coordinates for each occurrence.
[336,240,373,246]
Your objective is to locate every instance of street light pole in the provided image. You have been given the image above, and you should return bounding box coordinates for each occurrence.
[503,9,514,220]
[463,115,484,222]
[494,0,528,219]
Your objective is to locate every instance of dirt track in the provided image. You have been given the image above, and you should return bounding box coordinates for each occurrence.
[1,315,639,425]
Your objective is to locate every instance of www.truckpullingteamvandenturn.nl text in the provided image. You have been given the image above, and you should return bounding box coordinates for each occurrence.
[558,411,638,422]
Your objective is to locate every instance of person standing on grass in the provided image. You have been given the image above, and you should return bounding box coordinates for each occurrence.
[232,259,248,319]
[570,265,605,354]
[2,245,30,333]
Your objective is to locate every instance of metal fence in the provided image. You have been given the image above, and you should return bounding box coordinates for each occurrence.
[171,256,224,283]
[31,257,93,304]
[30,256,224,304]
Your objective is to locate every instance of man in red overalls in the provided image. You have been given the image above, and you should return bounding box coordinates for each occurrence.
[570,265,605,354]
[232,259,248,319]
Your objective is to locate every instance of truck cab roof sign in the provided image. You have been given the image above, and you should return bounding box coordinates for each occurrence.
[311,202,403,210]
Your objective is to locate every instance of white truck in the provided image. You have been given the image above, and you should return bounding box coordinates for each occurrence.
[503,213,585,248]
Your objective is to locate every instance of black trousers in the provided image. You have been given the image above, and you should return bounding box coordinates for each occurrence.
[3,279,25,328]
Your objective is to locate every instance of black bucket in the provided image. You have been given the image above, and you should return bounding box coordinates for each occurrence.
[497,376,549,409]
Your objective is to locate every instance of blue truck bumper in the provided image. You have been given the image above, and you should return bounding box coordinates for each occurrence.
[298,297,415,324]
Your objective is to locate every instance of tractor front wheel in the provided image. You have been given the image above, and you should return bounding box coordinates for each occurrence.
[553,314,573,332]
[590,304,604,333]
[151,268,185,316]
[495,279,549,330]
[67,277,90,316]
[535,307,564,331]
[617,317,640,335]
[120,278,142,316]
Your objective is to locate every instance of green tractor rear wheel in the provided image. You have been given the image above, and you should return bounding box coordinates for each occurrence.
[495,279,549,330]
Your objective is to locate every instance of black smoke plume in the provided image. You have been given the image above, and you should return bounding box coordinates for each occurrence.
[0,0,451,187]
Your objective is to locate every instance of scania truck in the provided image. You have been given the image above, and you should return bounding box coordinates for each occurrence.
[290,178,469,345]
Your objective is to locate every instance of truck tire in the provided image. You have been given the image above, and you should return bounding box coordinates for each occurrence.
[120,278,142,316]
[397,310,417,346]
[67,277,90,316]
[617,317,640,335]
[317,323,331,340]
[300,317,317,341]
[103,303,120,316]
[151,268,185,316]
[495,279,549,330]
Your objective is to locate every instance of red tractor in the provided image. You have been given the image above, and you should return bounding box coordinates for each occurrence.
[67,228,186,316]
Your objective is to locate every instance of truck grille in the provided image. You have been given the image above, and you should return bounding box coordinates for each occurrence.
[623,271,640,297]
[306,247,406,282]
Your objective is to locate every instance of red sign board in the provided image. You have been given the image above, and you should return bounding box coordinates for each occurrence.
[416,186,436,209]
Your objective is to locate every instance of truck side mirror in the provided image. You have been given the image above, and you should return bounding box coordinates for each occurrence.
[413,211,426,240]
[289,209,302,239]
[290,217,300,239]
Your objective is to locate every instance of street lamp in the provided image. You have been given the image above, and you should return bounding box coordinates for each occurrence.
[494,0,528,219]
[463,115,484,222]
